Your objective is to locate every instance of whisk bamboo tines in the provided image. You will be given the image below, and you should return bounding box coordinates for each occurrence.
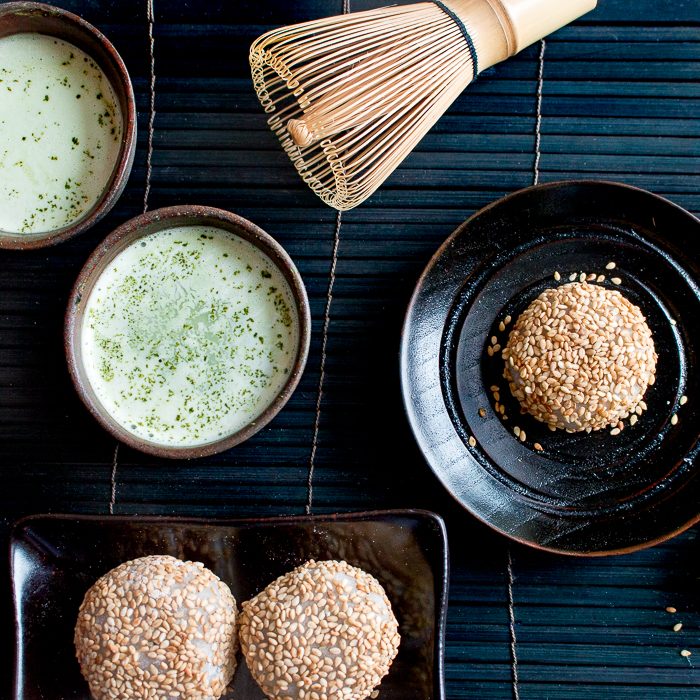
[250,0,596,211]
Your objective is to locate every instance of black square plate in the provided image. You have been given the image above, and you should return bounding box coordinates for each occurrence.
[10,510,448,700]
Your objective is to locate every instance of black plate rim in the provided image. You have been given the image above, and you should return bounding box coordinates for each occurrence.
[9,508,449,700]
[400,179,700,557]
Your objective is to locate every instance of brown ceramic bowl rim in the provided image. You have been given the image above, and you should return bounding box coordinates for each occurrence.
[0,1,137,250]
[64,205,312,459]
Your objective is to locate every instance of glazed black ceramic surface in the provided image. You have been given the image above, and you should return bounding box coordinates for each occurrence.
[10,510,448,700]
[401,181,700,555]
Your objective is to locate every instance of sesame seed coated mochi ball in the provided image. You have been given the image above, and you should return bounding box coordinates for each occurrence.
[239,559,401,700]
[502,282,657,433]
[74,555,238,700]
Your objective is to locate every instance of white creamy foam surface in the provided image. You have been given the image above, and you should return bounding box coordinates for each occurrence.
[0,33,123,233]
[82,225,300,447]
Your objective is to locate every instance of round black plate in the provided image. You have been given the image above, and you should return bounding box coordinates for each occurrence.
[401,181,700,555]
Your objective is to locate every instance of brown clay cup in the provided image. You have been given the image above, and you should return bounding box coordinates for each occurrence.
[64,205,312,459]
[0,2,137,250]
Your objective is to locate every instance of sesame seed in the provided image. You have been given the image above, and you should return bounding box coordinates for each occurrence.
[505,316,512,325]
[487,346,494,357]
[519,430,526,442]
[667,607,677,613]
[554,271,561,281]
[606,262,616,270]
[499,322,506,332]
[479,408,486,417]
[514,426,521,437]
[579,273,586,283]
[671,414,678,425]
[671,319,677,326]
[681,650,691,658]
[681,395,688,405]
[491,336,498,345]
[597,275,605,283]
[469,436,477,447]
[610,428,620,435]
[630,414,638,426]
[674,623,683,632]
[490,385,500,392]
[611,277,622,285]
[534,443,543,451]
[569,273,577,282]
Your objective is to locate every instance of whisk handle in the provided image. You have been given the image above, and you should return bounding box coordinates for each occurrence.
[445,0,596,70]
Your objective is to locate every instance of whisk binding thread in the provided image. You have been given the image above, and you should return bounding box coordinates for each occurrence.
[430,0,478,77]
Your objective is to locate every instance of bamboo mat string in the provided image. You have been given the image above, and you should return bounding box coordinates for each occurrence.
[109,445,119,514]
[506,40,546,689]
[143,0,156,213]
[306,208,342,515]
[533,39,545,186]
[110,0,156,514]
[306,0,348,515]
[507,543,520,700]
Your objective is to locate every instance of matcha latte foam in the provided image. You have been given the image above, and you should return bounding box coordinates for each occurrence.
[0,33,123,233]
[82,225,299,447]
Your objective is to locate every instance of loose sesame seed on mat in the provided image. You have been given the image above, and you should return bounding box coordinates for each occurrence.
[74,555,238,700]
[239,559,400,700]
[501,282,657,433]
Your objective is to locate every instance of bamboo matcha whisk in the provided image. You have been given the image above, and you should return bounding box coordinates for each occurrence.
[250,0,597,211]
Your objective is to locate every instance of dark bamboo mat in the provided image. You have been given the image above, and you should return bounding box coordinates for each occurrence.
[2,0,700,698]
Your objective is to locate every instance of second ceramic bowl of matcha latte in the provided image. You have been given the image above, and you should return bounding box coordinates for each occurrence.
[65,205,311,459]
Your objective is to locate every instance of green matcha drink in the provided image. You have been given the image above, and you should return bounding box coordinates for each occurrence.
[82,226,300,447]
[0,33,123,233]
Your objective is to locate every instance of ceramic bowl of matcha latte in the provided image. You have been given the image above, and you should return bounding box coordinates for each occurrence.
[65,205,311,459]
[0,2,136,250]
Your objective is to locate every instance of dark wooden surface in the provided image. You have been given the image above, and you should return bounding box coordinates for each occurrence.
[2,1,700,698]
